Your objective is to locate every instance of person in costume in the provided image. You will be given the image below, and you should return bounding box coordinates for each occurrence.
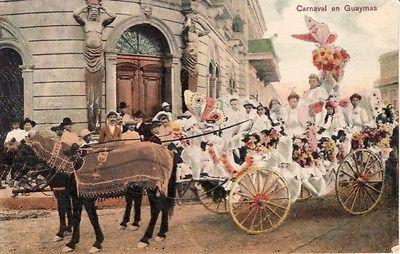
[60,117,80,145]
[133,111,152,141]
[344,93,369,132]
[316,100,345,136]
[4,119,26,145]
[283,91,305,136]
[99,111,121,143]
[153,102,173,121]
[79,129,95,146]
[21,118,36,138]
[252,104,272,134]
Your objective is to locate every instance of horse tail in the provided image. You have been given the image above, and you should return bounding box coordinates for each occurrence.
[167,153,178,217]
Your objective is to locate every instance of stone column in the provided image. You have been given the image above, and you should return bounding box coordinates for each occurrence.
[170,56,182,117]
[105,52,117,113]
[21,65,34,118]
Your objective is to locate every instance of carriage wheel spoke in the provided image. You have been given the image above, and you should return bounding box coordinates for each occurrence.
[345,161,357,176]
[234,203,253,216]
[343,184,358,204]
[360,187,370,210]
[362,152,372,174]
[363,186,377,203]
[340,170,358,181]
[364,183,382,194]
[239,182,256,197]
[232,191,253,199]
[262,176,278,195]
[266,185,286,196]
[350,187,360,211]
[268,196,289,201]
[240,206,257,225]
[364,159,378,176]
[246,174,258,194]
[259,208,264,231]
[256,171,261,193]
[366,179,383,184]
[352,153,360,173]
[266,201,287,210]
[366,169,383,178]
[250,208,259,231]
[232,200,254,204]
[265,204,282,219]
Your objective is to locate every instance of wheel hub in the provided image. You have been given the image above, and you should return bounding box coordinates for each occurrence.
[253,194,268,208]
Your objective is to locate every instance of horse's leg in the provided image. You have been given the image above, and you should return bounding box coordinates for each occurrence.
[155,197,170,242]
[131,186,143,230]
[65,195,73,233]
[63,195,83,252]
[120,188,133,229]
[83,198,104,253]
[53,191,68,242]
[137,189,161,248]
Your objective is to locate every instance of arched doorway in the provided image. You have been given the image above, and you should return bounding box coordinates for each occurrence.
[0,48,23,143]
[116,24,170,120]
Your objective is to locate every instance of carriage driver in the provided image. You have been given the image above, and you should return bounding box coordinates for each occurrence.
[60,118,80,146]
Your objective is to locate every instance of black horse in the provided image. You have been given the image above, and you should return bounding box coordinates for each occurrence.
[17,135,177,253]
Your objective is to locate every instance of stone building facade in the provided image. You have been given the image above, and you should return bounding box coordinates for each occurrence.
[0,0,280,137]
[375,50,398,108]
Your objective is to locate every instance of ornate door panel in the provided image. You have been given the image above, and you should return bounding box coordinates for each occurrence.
[116,55,164,119]
[0,48,23,144]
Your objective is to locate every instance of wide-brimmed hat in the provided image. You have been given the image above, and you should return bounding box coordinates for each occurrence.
[133,110,144,118]
[161,102,170,108]
[243,100,255,108]
[79,129,94,138]
[61,117,74,127]
[21,118,36,128]
[350,93,362,101]
[50,124,63,133]
[118,102,128,109]
[106,110,118,118]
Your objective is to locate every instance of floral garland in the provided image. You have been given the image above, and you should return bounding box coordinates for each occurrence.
[207,147,254,176]
[312,45,350,82]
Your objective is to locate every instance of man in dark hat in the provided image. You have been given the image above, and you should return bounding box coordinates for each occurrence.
[50,124,64,139]
[133,111,152,141]
[118,101,133,125]
[60,117,80,145]
[148,120,162,144]
[21,117,36,137]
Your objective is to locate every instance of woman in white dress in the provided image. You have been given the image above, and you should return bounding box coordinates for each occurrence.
[316,100,345,137]
[251,104,272,134]
[283,91,305,137]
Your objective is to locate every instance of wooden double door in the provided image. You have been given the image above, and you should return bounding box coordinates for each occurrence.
[116,55,165,119]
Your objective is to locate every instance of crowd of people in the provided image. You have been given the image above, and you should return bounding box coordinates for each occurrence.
[1,73,398,201]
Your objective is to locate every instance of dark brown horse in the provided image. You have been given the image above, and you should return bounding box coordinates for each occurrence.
[19,134,177,253]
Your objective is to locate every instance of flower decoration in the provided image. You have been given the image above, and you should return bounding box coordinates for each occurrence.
[312,45,350,82]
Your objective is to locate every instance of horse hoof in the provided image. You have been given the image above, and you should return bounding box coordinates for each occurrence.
[137,241,149,249]
[119,225,127,231]
[89,246,102,253]
[53,236,63,242]
[130,225,139,231]
[154,236,165,242]
[61,246,74,253]
[63,231,72,237]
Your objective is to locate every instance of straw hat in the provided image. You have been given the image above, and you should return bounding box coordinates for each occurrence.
[79,129,94,138]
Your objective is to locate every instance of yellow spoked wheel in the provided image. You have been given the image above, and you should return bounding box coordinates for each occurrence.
[336,149,385,215]
[195,181,228,214]
[228,168,291,234]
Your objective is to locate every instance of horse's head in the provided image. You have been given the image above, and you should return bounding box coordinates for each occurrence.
[24,134,76,173]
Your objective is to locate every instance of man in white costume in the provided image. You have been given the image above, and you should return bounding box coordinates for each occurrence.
[283,91,305,136]
[4,119,26,145]
[301,74,329,125]
[345,93,369,132]
[153,102,173,121]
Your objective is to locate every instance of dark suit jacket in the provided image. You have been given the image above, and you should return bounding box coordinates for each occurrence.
[134,122,152,141]
[148,135,162,145]
[99,125,121,143]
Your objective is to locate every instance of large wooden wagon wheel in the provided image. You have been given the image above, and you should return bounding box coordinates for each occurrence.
[298,186,313,201]
[195,180,228,214]
[336,149,385,215]
[228,168,290,234]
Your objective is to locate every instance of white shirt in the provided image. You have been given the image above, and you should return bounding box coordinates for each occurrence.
[252,114,272,134]
[153,111,173,121]
[346,106,369,131]
[4,128,27,144]
[302,86,328,106]
[283,107,305,136]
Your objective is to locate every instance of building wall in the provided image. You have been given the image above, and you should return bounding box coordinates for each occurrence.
[0,0,275,134]
[376,50,398,108]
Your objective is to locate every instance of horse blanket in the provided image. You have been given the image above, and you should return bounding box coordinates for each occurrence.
[27,135,174,198]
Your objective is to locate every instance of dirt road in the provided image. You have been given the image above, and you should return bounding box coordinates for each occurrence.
[0,195,398,254]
